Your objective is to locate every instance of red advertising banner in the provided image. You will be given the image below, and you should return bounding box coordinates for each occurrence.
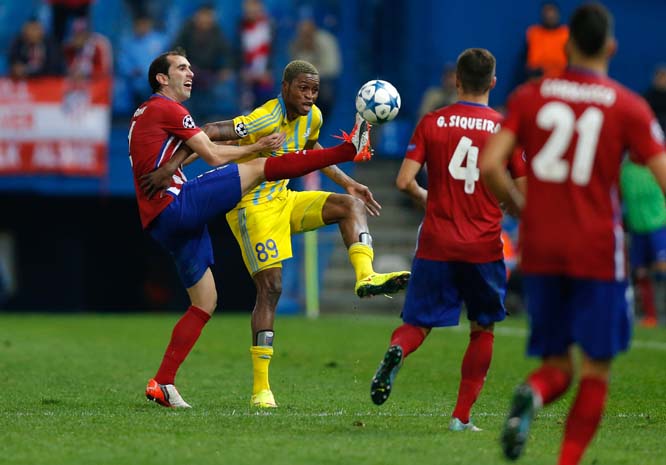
[0,77,111,176]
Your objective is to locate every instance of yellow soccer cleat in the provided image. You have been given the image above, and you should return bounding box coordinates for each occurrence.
[250,389,278,408]
[355,271,411,298]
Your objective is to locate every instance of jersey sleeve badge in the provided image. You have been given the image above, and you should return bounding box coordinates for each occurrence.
[235,121,248,138]
[182,114,196,129]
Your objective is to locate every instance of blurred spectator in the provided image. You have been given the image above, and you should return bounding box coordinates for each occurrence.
[620,158,666,327]
[47,0,92,44]
[644,64,666,132]
[122,0,167,28]
[117,15,169,108]
[63,18,112,80]
[239,0,274,113]
[172,3,236,119]
[8,16,64,79]
[524,2,568,80]
[417,63,456,118]
[289,18,341,116]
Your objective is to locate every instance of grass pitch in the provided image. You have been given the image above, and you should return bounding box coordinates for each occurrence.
[1,312,665,465]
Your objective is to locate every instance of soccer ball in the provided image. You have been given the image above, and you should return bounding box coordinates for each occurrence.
[355,79,401,124]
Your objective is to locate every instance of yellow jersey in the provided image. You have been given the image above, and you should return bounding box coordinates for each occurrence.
[232,96,322,208]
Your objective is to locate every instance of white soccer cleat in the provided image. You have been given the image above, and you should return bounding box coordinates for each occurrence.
[145,378,192,408]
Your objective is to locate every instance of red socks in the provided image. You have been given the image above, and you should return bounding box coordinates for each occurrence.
[154,306,211,385]
[263,143,356,181]
[558,377,608,465]
[636,275,658,320]
[390,323,428,357]
[452,330,494,423]
[528,364,572,406]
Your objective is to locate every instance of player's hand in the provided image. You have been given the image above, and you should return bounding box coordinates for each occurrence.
[139,166,173,199]
[256,132,286,151]
[347,182,382,216]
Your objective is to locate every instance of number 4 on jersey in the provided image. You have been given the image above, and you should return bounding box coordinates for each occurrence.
[448,136,480,194]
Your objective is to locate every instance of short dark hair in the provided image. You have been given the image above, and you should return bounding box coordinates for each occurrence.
[456,48,496,94]
[148,48,187,93]
[569,3,613,57]
[282,60,318,83]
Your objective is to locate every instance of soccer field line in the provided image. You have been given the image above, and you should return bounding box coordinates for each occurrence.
[453,324,666,352]
[2,410,655,419]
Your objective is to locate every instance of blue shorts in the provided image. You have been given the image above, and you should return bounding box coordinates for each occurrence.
[523,274,632,360]
[148,164,242,288]
[629,227,666,270]
[401,258,507,328]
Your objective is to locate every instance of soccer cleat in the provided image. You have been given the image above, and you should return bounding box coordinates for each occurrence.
[449,417,482,432]
[250,389,278,408]
[501,383,538,461]
[335,113,374,162]
[370,345,403,405]
[145,378,192,408]
[355,271,411,298]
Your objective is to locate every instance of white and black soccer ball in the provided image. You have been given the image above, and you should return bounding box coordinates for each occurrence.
[355,79,401,125]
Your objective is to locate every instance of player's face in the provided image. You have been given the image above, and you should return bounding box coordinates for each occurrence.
[283,73,320,117]
[163,55,194,102]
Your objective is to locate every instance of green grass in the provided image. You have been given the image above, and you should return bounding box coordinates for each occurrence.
[1,312,665,465]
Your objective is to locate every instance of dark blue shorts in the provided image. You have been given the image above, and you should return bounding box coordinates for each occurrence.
[523,274,632,360]
[148,164,242,288]
[629,227,666,270]
[401,258,507,328]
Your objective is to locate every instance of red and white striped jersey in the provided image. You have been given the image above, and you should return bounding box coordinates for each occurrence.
[128,94,201,228]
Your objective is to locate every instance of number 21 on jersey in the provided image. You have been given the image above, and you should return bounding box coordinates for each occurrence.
[448,136,480,194]
[532,102,603,186]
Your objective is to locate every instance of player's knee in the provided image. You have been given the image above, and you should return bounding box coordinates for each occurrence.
[349,195,366,215]
[256,278,282,305]
[198,292,218,315]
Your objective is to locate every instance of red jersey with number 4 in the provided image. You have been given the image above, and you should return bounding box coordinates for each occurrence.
[406,101,526,263]
[503,68,666,280]
[128,95,202,228]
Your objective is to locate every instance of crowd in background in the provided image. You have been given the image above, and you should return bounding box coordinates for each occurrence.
[6,0,342,122]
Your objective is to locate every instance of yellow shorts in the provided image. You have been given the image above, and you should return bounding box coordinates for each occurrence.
[226,189,331,275]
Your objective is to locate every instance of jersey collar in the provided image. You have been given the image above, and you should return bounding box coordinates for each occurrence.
[456,100,489,108]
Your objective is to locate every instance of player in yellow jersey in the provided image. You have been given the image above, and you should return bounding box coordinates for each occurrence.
[207,60,410,407]
[141,60,410,408]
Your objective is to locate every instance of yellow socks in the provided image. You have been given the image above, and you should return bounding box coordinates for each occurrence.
[250,346,273,395]
[349,242,375,281]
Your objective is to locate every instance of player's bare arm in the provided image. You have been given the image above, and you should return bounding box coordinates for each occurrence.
[202,120,241,142]
[314,141,382,216]
[396,158,427,210]
[480,129,525,217]
[647,153,666,192]
[187,131,285,166]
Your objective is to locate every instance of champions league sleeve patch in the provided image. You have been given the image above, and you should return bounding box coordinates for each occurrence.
[234,121,248,138]
[182,114,196,129]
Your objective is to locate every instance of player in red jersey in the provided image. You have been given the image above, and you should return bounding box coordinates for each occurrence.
[369,48,526,432]
[133,49,373,408]
[481,4,666,464]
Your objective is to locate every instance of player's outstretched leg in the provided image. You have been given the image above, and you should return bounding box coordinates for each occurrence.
[501,383,539,461]
[355,270,411,298]
[370,345,403,405]
[145,378,192,408]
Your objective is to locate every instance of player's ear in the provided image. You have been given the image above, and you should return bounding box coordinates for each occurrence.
[156,72,169,87]
[489,76,497,91]
[605,37,617,59]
